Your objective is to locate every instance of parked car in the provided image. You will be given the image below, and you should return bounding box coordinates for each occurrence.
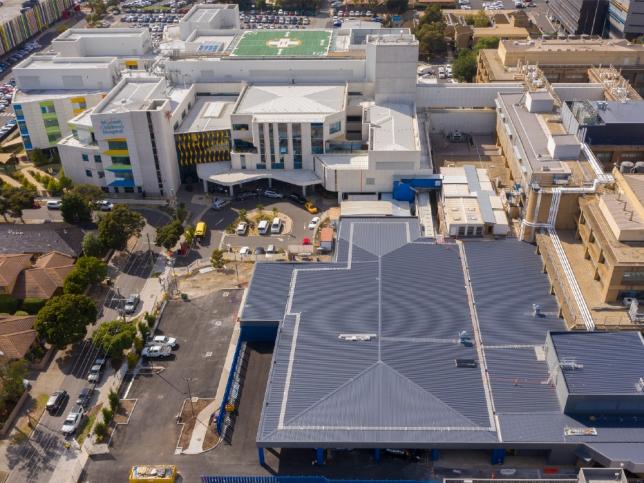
[308,216,320,230]
[142,344,172,358]
[239,246,251,256]
[211,198,230,210]
[236,222,248,235]
[46,390,68,414]
[152,335,177,349]
[96,200,113,211]
[124,294,140,314]
[236,191,258,201]
[46,199,63,210]
[287,192,306,205]
[61,405,85,435]
[76,387,93,408]
[263,189,283,199]
[266,244,276,254]
[304,201,318,214]
[254,246,266,255]
[87,357,106,383]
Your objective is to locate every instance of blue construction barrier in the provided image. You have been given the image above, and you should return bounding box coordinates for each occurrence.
[203,477,437,483]
[216,339,245,435]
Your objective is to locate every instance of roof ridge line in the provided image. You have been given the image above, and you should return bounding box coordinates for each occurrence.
[281,361,381,428]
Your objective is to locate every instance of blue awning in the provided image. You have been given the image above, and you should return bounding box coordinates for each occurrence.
[108,178,136,188]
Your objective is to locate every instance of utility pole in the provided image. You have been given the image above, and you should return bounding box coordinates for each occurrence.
[146,232,154,267]
[185,377,195,418]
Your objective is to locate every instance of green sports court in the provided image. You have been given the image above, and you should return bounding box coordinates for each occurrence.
[231,30,332,57]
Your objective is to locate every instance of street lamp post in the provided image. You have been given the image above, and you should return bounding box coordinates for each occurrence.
[185,377,195,418]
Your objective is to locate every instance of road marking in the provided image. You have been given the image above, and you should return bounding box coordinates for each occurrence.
[204,351,213,358]
[215,218,224,226]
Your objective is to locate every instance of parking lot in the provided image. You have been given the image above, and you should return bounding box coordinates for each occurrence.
[83,289,241,482]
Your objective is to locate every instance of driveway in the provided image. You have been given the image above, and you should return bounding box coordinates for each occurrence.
[83,290,241,482]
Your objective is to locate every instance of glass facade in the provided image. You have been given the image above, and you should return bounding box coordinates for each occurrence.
[311,122,324,154]
[293,123,302,169]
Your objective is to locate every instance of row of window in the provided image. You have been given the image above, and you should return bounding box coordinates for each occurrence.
[85,169,105,179]
[81,153,102,163]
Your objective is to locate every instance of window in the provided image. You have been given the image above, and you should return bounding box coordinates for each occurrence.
[94,155,102,163]
[330,121,341,134]
[107,140,128,151]
[47,132,61,143]
[475,227,483,236]
[111,156,131,166]
[13,105,23,119]
[311,122,324,155]
[294,154,302,170]
[18,121,28,136]
[233,124,249,131]
[240,154,246,169]
[467,226,474,236]
[40,103,56,114]
[82,154,89,162]
[125,187,134,193]
[623,271,644,283]
[44,118,60,129]
[365,177,375,185]
[101,187,109,193]
[98,170,105,179]
[458,227,465,236]
[85,169,93,177]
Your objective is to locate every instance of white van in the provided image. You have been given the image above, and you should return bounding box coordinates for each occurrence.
[258,219,270,235]
[270,217,282,234]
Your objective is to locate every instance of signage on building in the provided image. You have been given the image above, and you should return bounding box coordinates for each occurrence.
[99,118,125,136]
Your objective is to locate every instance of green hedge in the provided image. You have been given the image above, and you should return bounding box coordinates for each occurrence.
[20,297,46,315]
[0,295,20,314]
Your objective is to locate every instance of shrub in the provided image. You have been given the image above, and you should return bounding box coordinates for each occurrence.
[13,310,28,316]
[127,352,140,370]
[133,336,144,353]
[21,297,46,315]
[94,421,107,441]
[108,390,120,413]
[101,407,113,424]
[0,295,20,314]
[138,321,150,341]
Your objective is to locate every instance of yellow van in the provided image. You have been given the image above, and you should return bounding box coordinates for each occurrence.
[195,221,207,238]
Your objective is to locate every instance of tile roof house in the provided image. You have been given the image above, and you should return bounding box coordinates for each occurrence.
[0,315,38,360]
[0,254,32,295]
[11,251,75,300]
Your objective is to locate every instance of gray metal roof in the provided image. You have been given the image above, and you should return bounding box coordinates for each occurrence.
[249,220,644,456]
[464,240,564,346]
[549,331,644,395]
[0,223,84,257]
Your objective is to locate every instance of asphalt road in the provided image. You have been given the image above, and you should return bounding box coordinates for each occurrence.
[6,215,162,483]
[83,290,241,482]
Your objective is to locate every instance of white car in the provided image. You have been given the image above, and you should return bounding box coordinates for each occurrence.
[308,217,320,230]
[236,222,248,235]
[266,244,276,255]
[87,357,106,383]
[142,344,172,358]
[124,294,140,314]
[61,405,85,435]
[263,190,283,199]
[96,200,113,211]
[152,335,177,349]
[239,246,251,256]
[46,199,62,210]
[211,198,230,210]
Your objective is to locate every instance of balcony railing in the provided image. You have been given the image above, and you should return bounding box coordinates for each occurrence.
[325,141,368,154]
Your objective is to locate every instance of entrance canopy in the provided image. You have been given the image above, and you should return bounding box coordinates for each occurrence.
[197,162,322,187]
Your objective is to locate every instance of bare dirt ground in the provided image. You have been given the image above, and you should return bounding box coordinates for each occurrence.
[178,262,255,298]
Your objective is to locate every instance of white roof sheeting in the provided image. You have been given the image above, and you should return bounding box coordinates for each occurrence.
[235,84,346,116]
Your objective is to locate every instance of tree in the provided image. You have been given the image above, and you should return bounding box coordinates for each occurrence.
[184,225,195,247]
[416,22,447,58]
[35,294,97,348]
[82,232,105,258]
[0,196,9,221]
[238,209,248,222]
[108,389,120,412]
[98,205,145,251]
[61,192,92,225]
[46,177,61,196]
[29,149,48,166]
[452,48,478,82]
[385,0,408,13]
[58,170,73,191]
[2,186,35,222]
[94,422,107,441]
[466,10,490,27]
[70,184,104,203]
[418,4,442,25]
[63,256,107,294]
[474,36,499,52]
[92,320,136,360]
[155,219,183,250]
[210,249,225,270]
[88,0,106,16]
[0,360,28,406]
[175,202,187,223]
